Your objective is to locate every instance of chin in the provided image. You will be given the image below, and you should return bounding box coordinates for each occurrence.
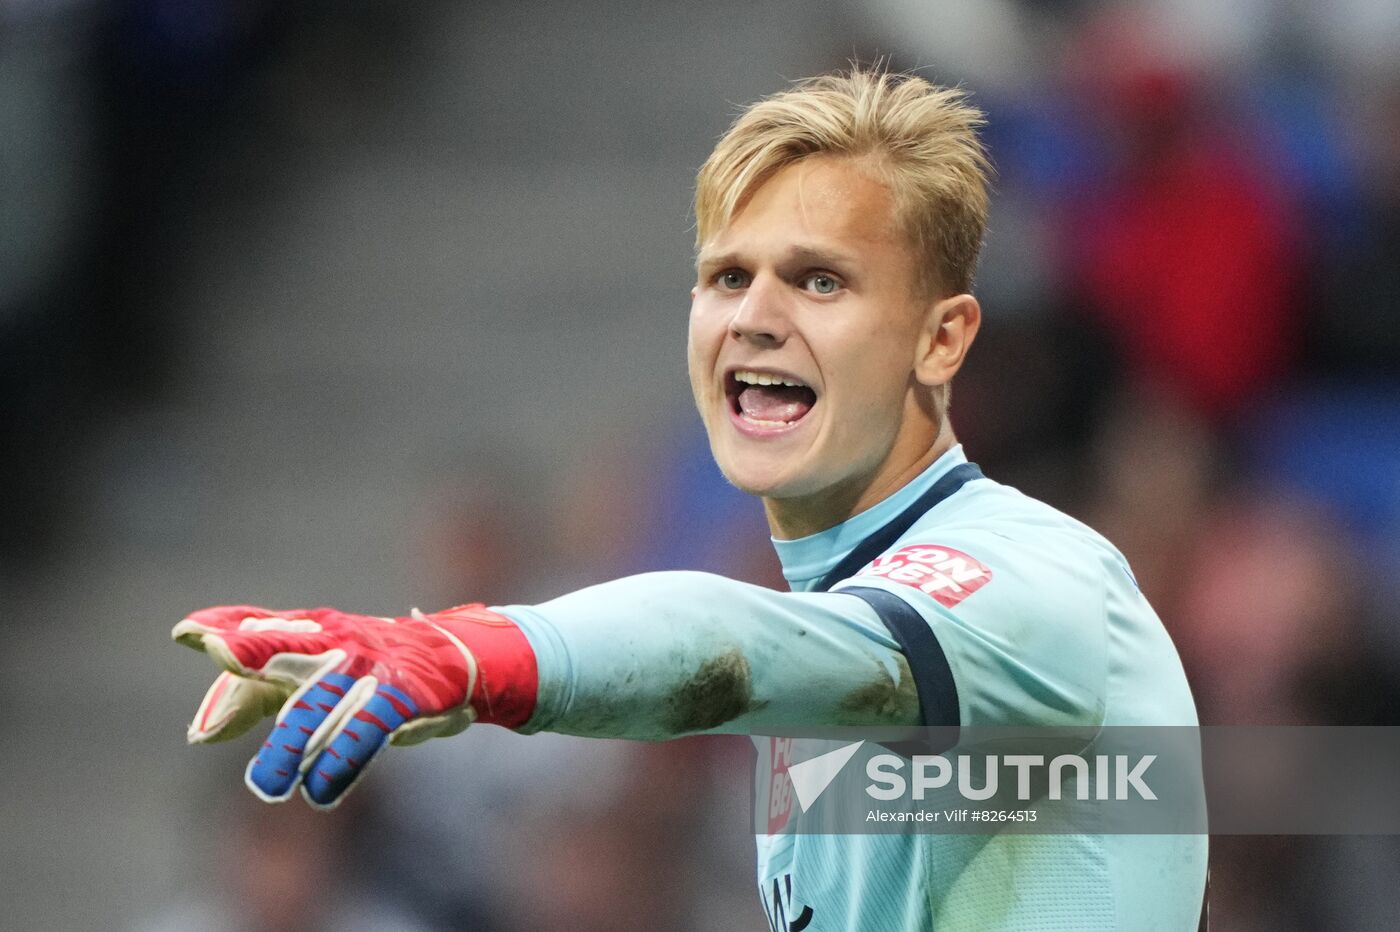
[713,447,813,500]
[724,472,785,499]
[713,459,778,497]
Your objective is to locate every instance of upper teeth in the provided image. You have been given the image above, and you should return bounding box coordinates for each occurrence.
[735,370,805,388]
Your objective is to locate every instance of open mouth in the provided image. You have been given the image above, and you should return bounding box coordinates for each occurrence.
[725,369,818,430]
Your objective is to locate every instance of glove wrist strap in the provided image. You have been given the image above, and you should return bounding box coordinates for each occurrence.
[431,605,539,729]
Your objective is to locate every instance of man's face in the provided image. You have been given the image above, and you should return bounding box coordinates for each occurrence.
[688,156,936,517]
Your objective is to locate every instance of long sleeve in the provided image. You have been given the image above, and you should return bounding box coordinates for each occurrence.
[494,570,920,739]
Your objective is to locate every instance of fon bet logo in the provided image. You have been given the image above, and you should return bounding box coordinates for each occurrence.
[854,545,992,607]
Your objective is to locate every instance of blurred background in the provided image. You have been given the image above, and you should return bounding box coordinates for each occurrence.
[3,0,1399,928]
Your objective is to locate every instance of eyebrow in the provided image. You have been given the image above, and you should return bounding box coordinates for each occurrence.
[695,244,859,276]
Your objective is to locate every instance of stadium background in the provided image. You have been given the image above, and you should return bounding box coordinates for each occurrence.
[3,0,1399,928]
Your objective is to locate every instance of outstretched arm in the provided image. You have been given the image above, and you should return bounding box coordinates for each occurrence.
[505,570,918,738]
[174,570,919,807]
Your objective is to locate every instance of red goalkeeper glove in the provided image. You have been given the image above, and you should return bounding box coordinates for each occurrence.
[172,603,538,808]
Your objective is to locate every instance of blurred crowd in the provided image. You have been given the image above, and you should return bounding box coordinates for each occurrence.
[3,0,1399,929]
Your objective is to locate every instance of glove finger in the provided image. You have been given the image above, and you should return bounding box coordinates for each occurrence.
[390,705,476,746]
[173,614,326,666]
[176,606,284,637]
[201,629,337,682]
[245,672,356,802]
[301,683,418,808]
[187,671,291,744]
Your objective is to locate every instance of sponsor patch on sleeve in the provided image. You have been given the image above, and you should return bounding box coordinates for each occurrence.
[853,545,992,608]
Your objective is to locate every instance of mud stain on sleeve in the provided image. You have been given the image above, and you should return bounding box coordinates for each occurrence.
[662,648,755,733]
[837,656,919,724]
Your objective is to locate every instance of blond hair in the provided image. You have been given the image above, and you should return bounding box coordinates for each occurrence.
[695,69,991,296]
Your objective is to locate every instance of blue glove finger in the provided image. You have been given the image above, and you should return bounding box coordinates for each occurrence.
[302,684,417,808]
[245,672,357,802]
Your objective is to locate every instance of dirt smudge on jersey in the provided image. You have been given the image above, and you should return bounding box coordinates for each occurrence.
[837,657,918,724]
[663,648,754,733]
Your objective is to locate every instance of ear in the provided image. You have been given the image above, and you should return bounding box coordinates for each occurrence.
[914,293,981,388]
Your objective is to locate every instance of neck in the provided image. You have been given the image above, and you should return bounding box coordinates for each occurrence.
[764,424,958,540]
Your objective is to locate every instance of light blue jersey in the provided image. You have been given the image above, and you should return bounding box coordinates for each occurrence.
[755,445,1206,930]
[501,445,1206,930]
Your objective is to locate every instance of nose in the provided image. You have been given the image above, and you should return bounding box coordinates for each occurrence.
[728,273,790,347]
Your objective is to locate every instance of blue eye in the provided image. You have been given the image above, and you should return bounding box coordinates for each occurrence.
[805,274,839,295]
[717,270,748,290]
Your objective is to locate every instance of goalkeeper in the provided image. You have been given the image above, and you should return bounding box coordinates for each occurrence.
[174,69,1207,930]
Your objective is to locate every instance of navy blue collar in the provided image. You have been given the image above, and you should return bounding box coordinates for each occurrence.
[812,462,984,593]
